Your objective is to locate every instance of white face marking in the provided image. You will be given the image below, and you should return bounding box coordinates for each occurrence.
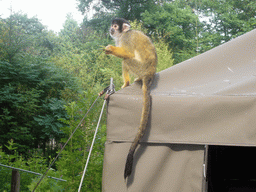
[109,24,121,40]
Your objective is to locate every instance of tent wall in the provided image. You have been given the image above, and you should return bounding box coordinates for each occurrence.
[102,143,205,192]
[106,94,256,146]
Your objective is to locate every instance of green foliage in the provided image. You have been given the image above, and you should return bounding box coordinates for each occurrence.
[82,12,114,35]
[155,39,174,72]
[200,0,256,39]
[0,140,64,191]
[77,0,157,20]
[0,13,81,157]
[142,1,199,63]
[0,57,79,156]
[0,12,50,63]
[28,176,64,192]
[140,0,255,63]
[52,23,123,91]
[1,1,255,190]
[59,14,79,39]
[56,92,106,191]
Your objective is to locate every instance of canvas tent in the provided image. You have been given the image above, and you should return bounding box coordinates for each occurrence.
[102,29,256,192]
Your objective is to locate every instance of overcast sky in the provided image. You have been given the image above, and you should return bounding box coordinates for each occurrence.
[0,0,86,33]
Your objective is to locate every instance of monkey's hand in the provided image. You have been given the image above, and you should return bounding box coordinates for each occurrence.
[105,45,134,59]
[105,45,114,55]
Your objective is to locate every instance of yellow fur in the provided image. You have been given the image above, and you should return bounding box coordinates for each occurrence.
[105,19,157,179]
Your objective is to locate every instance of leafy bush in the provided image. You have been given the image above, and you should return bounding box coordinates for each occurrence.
[0,59,79,157]
[0,140,64,191]
[56,91,106,191]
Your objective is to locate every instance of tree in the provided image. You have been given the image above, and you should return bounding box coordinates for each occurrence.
[142,1,200,63]
[59,14,79,40]
[0,12,46,63]
[81,11,114,36]
[77,0,157,20]
[199,0,256,44]
[0,13,80,157]
[0,59,80,155]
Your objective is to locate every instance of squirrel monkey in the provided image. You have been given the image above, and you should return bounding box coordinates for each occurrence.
[105,18,157,180]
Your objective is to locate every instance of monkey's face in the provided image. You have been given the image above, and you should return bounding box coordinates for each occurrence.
[109,23,121,39]
[110,18,131,40]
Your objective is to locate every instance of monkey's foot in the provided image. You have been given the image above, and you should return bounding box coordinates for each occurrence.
[121,82,129,89]
[134,78,141,82]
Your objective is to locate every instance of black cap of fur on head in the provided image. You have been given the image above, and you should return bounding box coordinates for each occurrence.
[111,18,130,33]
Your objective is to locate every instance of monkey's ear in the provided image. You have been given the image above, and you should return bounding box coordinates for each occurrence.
[122,23,130,32]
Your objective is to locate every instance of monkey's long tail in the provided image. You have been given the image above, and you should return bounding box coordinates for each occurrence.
[124,78,151,180]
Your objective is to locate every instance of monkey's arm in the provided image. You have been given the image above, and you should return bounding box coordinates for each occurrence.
[105,45,134,59]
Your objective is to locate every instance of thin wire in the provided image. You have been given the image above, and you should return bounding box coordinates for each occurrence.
[78,99,107,192]
[0,163,66,182]
[32,95,100,192]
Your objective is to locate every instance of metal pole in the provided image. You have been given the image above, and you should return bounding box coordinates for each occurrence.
[78,99,107,192]
[11,169,20,192]
[109,78,113,93]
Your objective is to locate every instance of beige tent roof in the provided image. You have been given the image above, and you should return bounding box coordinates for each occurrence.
[102,29,256,191]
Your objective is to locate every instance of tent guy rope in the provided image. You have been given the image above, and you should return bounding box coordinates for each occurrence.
[78,78,115,191]
[32,78,115,191]
[78,99,106,191]
[0,163,66,182]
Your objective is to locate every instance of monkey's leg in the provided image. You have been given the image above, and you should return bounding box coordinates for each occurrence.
[122,63,130,89]
[105,45,134,59]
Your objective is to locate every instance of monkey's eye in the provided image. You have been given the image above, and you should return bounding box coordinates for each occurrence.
[113,24,118,29]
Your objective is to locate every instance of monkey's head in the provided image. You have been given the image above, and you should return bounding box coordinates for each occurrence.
[110,18,130,39]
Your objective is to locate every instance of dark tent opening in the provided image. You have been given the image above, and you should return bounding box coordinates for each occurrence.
[207,145,256,192]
